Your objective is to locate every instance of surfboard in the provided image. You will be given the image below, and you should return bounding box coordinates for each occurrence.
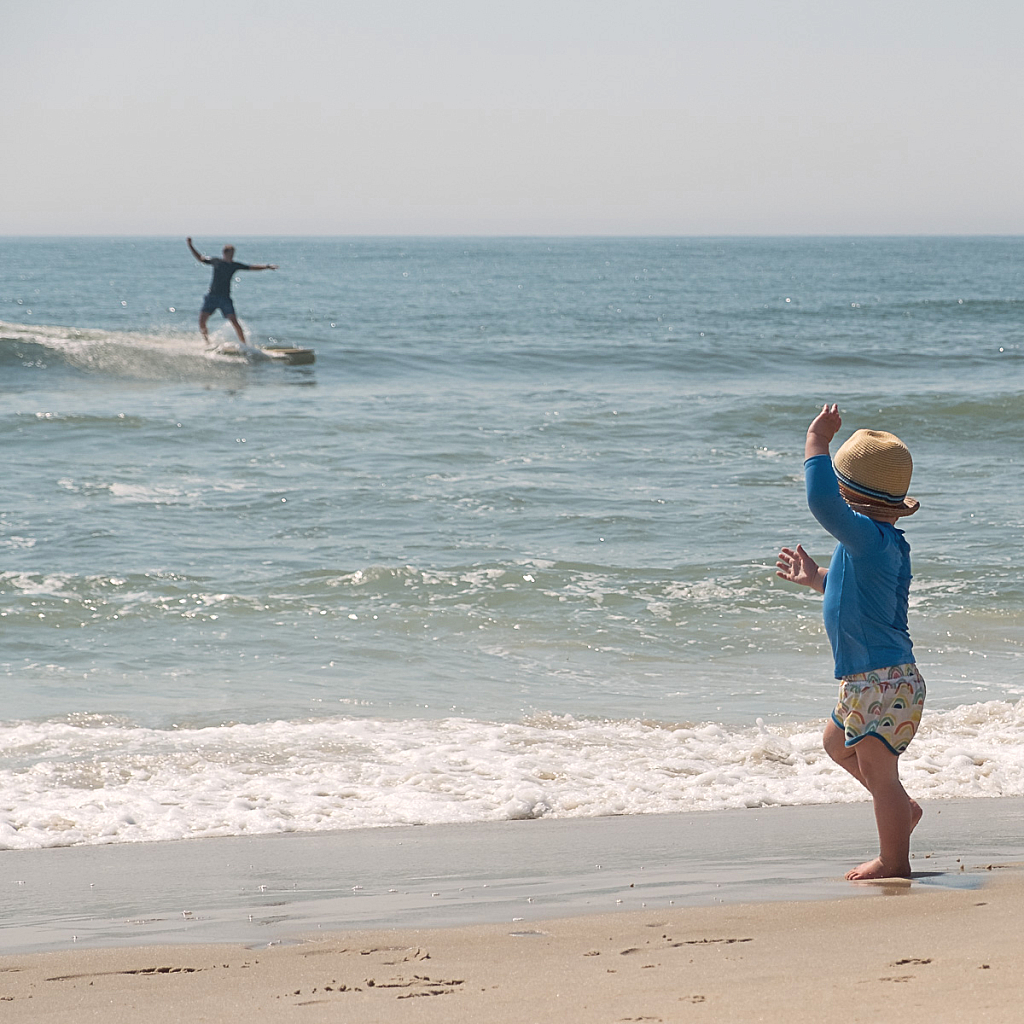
[207,342,316,365]
[261,346,316,365]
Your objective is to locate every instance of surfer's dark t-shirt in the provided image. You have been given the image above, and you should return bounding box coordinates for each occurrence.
[207,259,250,297]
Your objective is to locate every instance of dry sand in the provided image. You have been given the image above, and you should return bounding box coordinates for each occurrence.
[3,868,1022,1023]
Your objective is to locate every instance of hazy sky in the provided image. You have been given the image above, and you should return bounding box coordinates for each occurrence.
[3,0,1023,235]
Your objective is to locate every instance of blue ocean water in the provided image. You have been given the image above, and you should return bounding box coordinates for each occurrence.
[2,236,1023,848]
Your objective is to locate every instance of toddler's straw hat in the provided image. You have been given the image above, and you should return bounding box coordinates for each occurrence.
[832,429,919,517]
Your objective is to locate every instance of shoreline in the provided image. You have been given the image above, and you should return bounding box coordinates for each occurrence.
[3,872,1023,1023]
[4,797,1024,955]
[3,799,1024,1021]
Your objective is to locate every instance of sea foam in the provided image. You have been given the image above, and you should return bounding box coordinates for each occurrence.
[1,701,1022,850]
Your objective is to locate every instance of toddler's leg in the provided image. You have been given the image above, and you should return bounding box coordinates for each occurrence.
[847,736,914,880]
[823,720,861,778]
[823,721,921,879]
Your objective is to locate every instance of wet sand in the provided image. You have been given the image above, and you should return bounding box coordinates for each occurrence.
[3,799,1024,1021]
[2,872,1023,1023]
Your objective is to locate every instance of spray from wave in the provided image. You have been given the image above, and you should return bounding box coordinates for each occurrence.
[0,319,285,380]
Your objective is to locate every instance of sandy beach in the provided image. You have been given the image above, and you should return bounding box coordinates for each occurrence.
[2,871,1023,1023]
[4,800,1024,1021]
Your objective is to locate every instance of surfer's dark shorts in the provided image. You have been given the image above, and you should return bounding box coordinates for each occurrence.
[201,293,236,316]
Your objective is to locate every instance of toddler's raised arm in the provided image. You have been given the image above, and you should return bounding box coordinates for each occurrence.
[806,403,842,459]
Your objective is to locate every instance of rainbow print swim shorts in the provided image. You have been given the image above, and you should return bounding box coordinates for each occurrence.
[831,663,926,755]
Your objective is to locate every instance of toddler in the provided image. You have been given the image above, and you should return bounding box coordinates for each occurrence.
[777,403,925,880]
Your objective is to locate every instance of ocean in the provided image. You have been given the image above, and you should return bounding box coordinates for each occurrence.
[2,236,1023,851]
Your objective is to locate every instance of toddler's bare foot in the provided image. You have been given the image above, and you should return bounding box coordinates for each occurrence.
[845,856,911,881]
[846,857,885,880]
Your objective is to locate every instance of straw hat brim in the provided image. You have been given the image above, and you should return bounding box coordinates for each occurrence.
[839,485,920,518]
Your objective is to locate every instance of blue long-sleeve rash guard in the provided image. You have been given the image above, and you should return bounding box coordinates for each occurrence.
[804,454,914,678]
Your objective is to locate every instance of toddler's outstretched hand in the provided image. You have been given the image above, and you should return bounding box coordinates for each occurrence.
[776,544,824,593]
[806,403,841,459]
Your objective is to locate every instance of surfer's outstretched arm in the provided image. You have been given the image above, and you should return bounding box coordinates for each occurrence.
[186,237,211,265]
[245,263,279,271]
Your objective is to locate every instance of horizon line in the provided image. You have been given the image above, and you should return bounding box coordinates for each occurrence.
[4,232,1024,240]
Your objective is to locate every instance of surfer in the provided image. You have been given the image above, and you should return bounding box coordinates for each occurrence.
[187,238,278,345]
